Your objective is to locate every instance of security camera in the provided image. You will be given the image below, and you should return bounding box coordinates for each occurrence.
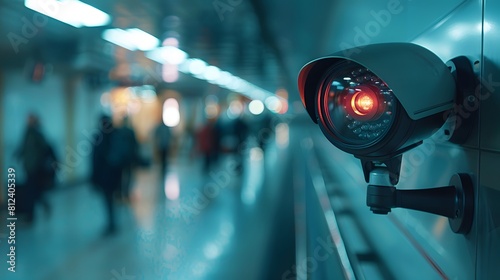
[298,43,476,234]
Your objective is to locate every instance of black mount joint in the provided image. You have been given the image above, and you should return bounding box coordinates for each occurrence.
[446,56,479,144]
[365,167,474,235]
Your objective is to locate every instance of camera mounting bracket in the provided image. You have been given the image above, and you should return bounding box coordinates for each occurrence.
[445,56,478,144]
[365,167,474,235]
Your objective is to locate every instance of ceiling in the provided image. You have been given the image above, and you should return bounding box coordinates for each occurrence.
[0,0,338,102]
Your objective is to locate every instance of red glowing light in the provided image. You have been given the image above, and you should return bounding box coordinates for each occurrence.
[352,91,376,115]
[345,85,384,121]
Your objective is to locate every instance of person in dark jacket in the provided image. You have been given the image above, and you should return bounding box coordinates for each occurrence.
[16,114,57,222]
[154,122,172,176]
[91,115,122,236]
[112,116,139,202]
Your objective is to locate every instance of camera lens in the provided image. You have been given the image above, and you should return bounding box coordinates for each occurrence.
[318,61,397,146]
[345,85,385,121]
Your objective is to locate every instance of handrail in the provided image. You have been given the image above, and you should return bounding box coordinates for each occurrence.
[301,138,357,280]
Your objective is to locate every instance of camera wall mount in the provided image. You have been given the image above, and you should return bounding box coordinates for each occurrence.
[366,167,474,234]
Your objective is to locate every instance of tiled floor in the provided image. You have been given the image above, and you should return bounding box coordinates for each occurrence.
[0,136,293,280]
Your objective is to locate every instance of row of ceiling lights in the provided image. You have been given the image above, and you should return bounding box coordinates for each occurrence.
[24,0,286,113]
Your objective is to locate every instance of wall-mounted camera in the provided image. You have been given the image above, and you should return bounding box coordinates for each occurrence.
[298,43,476,234]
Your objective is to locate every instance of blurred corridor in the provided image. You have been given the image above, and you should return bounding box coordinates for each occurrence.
[1,125,296,280]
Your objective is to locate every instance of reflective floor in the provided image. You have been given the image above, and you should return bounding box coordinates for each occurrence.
[0,136,294,280]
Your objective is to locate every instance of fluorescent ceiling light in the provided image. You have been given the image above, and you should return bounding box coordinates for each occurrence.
[102,29,136,50]
[251,90,269,101]
[203,66,221,81]
[127,28,160,51]
[146,53,281,110]
[214,71,233,86]
[147,46,188,65]
[102,28,159,51]
[188,59,208,75]
[25,0,110,28]
[228,77,251,92]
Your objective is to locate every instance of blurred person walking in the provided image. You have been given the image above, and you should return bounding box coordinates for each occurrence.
[112,116,139,202]
[217,107,249,175]
[232,115,249,175]
[91,115,122,236]
[16,113,58,222]
[195,117,220,173]
[154,121,172,176]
